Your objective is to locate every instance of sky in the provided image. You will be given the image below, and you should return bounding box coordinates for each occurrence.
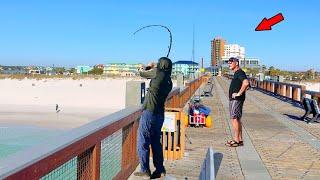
[0,0,319,71]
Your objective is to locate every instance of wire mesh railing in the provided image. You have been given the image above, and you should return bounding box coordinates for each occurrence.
[41,157,77,180]
[100,129,122,180]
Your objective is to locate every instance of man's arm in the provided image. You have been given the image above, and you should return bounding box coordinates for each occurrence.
[237,79,249,96]
[232,79,249,98]
[139,68,156,79]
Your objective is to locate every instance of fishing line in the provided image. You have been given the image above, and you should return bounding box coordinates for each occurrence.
[133,25,172,58]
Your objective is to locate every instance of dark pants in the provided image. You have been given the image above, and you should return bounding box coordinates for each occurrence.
[137,110,165,173]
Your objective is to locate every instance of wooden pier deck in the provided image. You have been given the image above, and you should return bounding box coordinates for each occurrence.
[129,77,320,180]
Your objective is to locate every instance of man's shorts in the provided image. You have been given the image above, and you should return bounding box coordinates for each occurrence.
[229,100,244,120]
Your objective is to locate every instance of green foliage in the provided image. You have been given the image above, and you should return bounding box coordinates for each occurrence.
[262,65,267,72]
[69,68,76,74]
[88,67,104,75]
[55,67,65,74]
[221,67,229,74]
[305,69,316,80]
[244,68,259,76]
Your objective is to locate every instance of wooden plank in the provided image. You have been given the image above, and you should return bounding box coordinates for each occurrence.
[173,112,177,160]
[173,112,181,159]
[92,143,101,180]
[113,159,139,180]
[286,86,291,98]
[162,131,167,159]
[168,131,173,160]
[77,147,93,180]
[173,132,177,160]
[180,112,185,159]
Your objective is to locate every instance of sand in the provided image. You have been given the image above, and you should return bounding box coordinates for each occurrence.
[0,77,178,130]
[298,82,320,92]
[0,77,179,161]
[0,78,138,129]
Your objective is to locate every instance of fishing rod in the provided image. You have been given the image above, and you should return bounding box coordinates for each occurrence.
[133,25,172,58]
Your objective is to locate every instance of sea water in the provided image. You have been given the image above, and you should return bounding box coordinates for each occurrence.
[0,125,62,160]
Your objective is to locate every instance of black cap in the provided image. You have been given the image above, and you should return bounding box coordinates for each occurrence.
[228,57,239,63]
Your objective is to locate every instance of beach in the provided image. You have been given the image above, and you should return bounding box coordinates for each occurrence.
[0,77,140,159]
[0,77,179,160]
[0,78,132,129]
[298,82,320,92]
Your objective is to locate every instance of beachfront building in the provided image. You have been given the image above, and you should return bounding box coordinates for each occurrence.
[221,57,261,69]
[223,44,245,59]
[103,63,143,76]
[211,37,226,66]
[172,60,199,77]
[76,66,93,74]
[0,66,28,74]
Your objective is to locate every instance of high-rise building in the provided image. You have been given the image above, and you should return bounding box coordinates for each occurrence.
[211,37,226,66]
[223,44,245,59]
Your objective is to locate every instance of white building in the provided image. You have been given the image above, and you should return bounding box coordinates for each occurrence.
[223,44,245,59]
[221,57,261,69]
[172,60,199,77]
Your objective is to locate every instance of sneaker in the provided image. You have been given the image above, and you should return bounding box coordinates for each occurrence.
[150,170,166,179]
[134,170,151,179]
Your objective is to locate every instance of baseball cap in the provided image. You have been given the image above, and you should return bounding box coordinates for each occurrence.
[228,57,239,63]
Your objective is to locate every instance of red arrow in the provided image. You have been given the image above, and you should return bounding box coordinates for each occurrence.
[255,13,284,31]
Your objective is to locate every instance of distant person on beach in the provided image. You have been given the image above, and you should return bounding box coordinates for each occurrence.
[134,57,172,179]
[226,57,249,147]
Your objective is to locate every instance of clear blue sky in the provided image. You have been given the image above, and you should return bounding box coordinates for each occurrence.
[0,0,319,71]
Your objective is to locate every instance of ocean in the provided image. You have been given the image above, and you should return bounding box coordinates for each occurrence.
[0,125,62,160]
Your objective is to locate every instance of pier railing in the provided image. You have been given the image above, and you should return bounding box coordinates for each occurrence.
[0,75,207,180]
[249,78,320,105]
[165,75,206,109]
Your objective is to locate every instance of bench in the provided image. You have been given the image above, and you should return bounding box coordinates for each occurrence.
[201,83,213,97]
[301,98,320,123]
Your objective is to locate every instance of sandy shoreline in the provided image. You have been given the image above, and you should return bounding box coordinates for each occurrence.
[0,78,137,130]
[0,77,179,160]
[0,104,119,129]
[0,77,177,130]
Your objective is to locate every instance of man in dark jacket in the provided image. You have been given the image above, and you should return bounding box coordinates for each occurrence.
[134,57,173,179]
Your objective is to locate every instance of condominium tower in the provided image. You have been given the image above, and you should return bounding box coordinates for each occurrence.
[211,37,226,66]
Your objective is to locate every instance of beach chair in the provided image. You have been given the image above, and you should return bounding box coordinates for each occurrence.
[301,98,312,121]
[308,99,320,123]
[301,98,320,123]
[201,84,213,97]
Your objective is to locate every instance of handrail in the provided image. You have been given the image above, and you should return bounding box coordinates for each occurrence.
[263,80,302,89]
[0,106,142,179]
[0,75,208,180]
[166,87,180,100]
[248,78,320,105]
[303,90,320,97]
[180,86,188,94]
